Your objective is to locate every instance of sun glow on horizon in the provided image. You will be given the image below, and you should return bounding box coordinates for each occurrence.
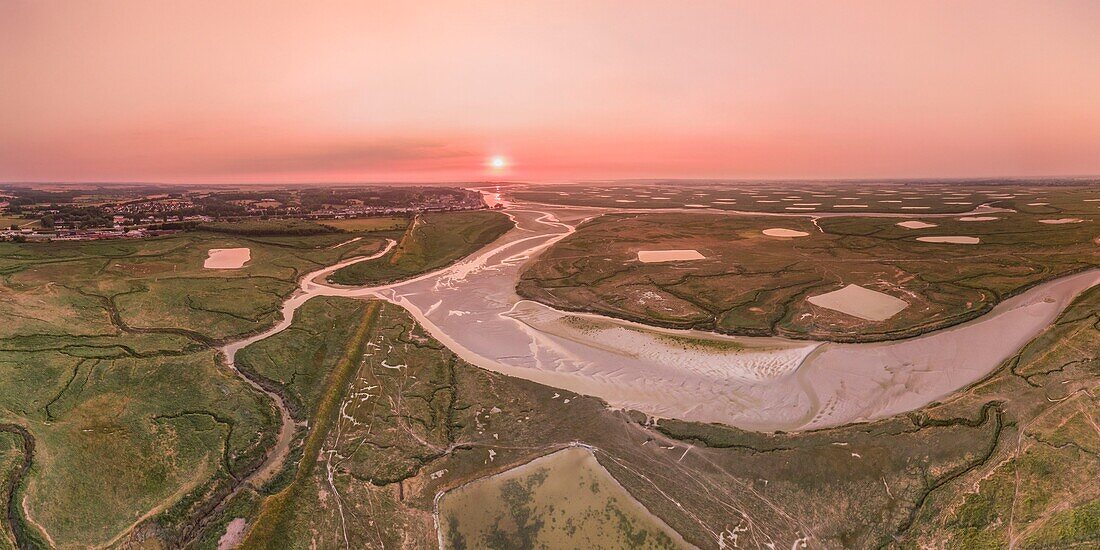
[488,155,508,170]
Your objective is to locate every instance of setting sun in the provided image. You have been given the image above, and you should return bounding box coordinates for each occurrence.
[488,156,508,170]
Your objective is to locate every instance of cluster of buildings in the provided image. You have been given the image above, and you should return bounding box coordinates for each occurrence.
[0,186,491,242]
[107,196,198,218]
[303,201,485,220]
[0,227,183,242]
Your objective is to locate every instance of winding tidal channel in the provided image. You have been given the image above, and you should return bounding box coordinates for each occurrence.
[219,200,1099,488]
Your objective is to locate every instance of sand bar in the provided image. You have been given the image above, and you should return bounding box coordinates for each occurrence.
[807,284,908,321]
[637,249,705,263]
[916,236,980,244]
[204,248,250,269]
[896,221,937,229]
[958,216,998,222]
[763,228,810,237]
[1038,218,1083,224]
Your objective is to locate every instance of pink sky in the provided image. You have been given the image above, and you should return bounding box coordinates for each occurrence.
[3,1,1100,183]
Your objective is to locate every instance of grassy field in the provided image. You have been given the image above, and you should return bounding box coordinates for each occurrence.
[0,208,512,547]
[327,210,513,286]
[235,299,381,550]
[0,230,397,547]
[0,428,28,550]
[200,287,1099,549]
[518,201,1098,341]
[0,217,32,230]
[510,180,1100,215]
[234,297,378,421]
[319,216,410,232]
[198,219,340,236]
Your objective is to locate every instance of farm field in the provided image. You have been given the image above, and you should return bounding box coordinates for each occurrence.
[517,189,1099,341]
[318,216,410,233]
[327,210,513,286]
[0,217,33,229]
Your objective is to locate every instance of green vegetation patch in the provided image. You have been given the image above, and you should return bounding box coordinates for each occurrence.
[518,199,1098,341]
[319,216,410,233]
[327,210,513,285]
[0,231,383,546]
[235,296,376,420]
[198,219,339,236]
[440,447,683,549]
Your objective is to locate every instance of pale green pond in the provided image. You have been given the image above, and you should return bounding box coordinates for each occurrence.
[438,447,693,549]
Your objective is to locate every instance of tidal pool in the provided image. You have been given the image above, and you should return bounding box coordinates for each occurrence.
[437,447,692,549]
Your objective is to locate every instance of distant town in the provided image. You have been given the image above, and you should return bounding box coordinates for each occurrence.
[0,184,493,241]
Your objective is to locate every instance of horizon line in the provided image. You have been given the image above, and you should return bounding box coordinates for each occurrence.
[2,174,1099,187]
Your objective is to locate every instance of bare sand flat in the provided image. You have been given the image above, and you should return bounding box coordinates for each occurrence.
[684,204,708,208]
[807,284,908,321]
[917,236,980,244]
[637,249,705,263]
[958,216,998,222]
[204,248,250,269]
[762,228,810,237]
[1039,218,1084,224]
[896,221,937,229]
[216,518,248,550]
[834,204,869,208]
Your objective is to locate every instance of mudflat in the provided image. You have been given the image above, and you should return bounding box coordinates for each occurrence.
[807,284,909,321]
[204,247,250,268]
